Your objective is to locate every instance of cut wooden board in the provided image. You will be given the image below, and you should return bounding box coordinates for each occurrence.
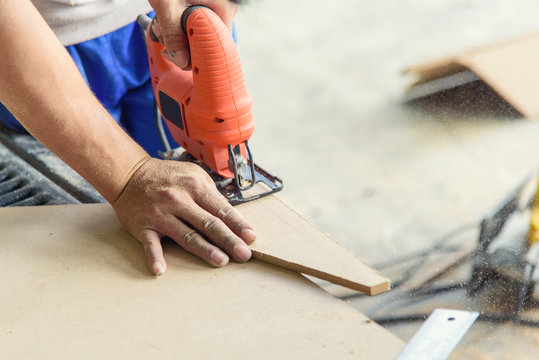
[404,32,539,118]
[0,204,404,359]
[238,196,390,295]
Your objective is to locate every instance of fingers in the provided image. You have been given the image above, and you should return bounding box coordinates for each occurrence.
[149,0,190,68]
[137,211,238,273]
[140,230,167,276]
[196,188,257,244]
[160,214,231,267]
[175,202,253,263]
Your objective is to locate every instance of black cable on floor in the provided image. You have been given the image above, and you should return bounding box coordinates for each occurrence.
[390,223,477,290]
[373,222,477,272]
[361,281,469,317]
[338,223,477,303]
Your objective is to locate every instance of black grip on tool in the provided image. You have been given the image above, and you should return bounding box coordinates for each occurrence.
[136,14,159,42]
[136,13,152,29]
[181,5,211,34]
[148,24,159,42]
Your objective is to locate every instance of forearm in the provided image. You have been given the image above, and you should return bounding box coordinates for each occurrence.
[0,0,148,202]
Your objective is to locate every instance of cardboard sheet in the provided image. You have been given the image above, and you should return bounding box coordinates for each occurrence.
[404,32,539,118]
[0,204,404,359]
[239,196,390,295]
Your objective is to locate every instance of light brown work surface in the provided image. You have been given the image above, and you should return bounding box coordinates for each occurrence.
[405,32,539,118]
[0,204,404,359]
[238,196,390,295]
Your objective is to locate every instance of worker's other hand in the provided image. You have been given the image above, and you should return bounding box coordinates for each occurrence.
[112,158,256,276]
[148,0,238,69]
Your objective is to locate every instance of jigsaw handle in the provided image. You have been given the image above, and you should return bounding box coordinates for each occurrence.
[146,6,254,178]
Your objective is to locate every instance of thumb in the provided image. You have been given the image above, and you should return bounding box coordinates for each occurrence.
[149,1,190,69]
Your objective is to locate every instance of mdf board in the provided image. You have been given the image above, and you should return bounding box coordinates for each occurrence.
[238,195,390,295]
[404,32,539,118]
[0,204,404,359]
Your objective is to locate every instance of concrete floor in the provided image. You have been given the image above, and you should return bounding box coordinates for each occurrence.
[236,0,539,358]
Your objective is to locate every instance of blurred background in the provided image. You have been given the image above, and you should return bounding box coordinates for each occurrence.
[235,0,539,358]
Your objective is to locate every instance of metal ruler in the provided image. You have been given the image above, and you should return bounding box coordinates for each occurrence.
[397,308,479,360]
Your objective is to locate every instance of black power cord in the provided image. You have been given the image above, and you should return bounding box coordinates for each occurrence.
[339,219,539,328]
[339,222,477,303]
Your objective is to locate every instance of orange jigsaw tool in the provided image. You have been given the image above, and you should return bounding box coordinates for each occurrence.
[138,6,282,204]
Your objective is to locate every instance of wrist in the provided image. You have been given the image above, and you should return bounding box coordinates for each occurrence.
[112,155,153,205]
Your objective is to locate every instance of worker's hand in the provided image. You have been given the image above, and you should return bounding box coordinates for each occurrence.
[112,157,256,276]
[148,0,238,69]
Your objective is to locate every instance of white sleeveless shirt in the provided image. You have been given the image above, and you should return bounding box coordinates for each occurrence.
[31,0,152,45]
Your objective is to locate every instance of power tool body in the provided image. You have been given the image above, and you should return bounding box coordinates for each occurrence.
[138,7,282,204]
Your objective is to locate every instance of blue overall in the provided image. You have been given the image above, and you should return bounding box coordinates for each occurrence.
[0,15,237,158]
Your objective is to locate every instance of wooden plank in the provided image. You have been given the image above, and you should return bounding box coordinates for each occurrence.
[238,196,390,295]
[0,204,404,359]
[459,33,539,119]
[405,32,539,118]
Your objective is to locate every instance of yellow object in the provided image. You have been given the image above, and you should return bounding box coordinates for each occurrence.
[528,178,539,245]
